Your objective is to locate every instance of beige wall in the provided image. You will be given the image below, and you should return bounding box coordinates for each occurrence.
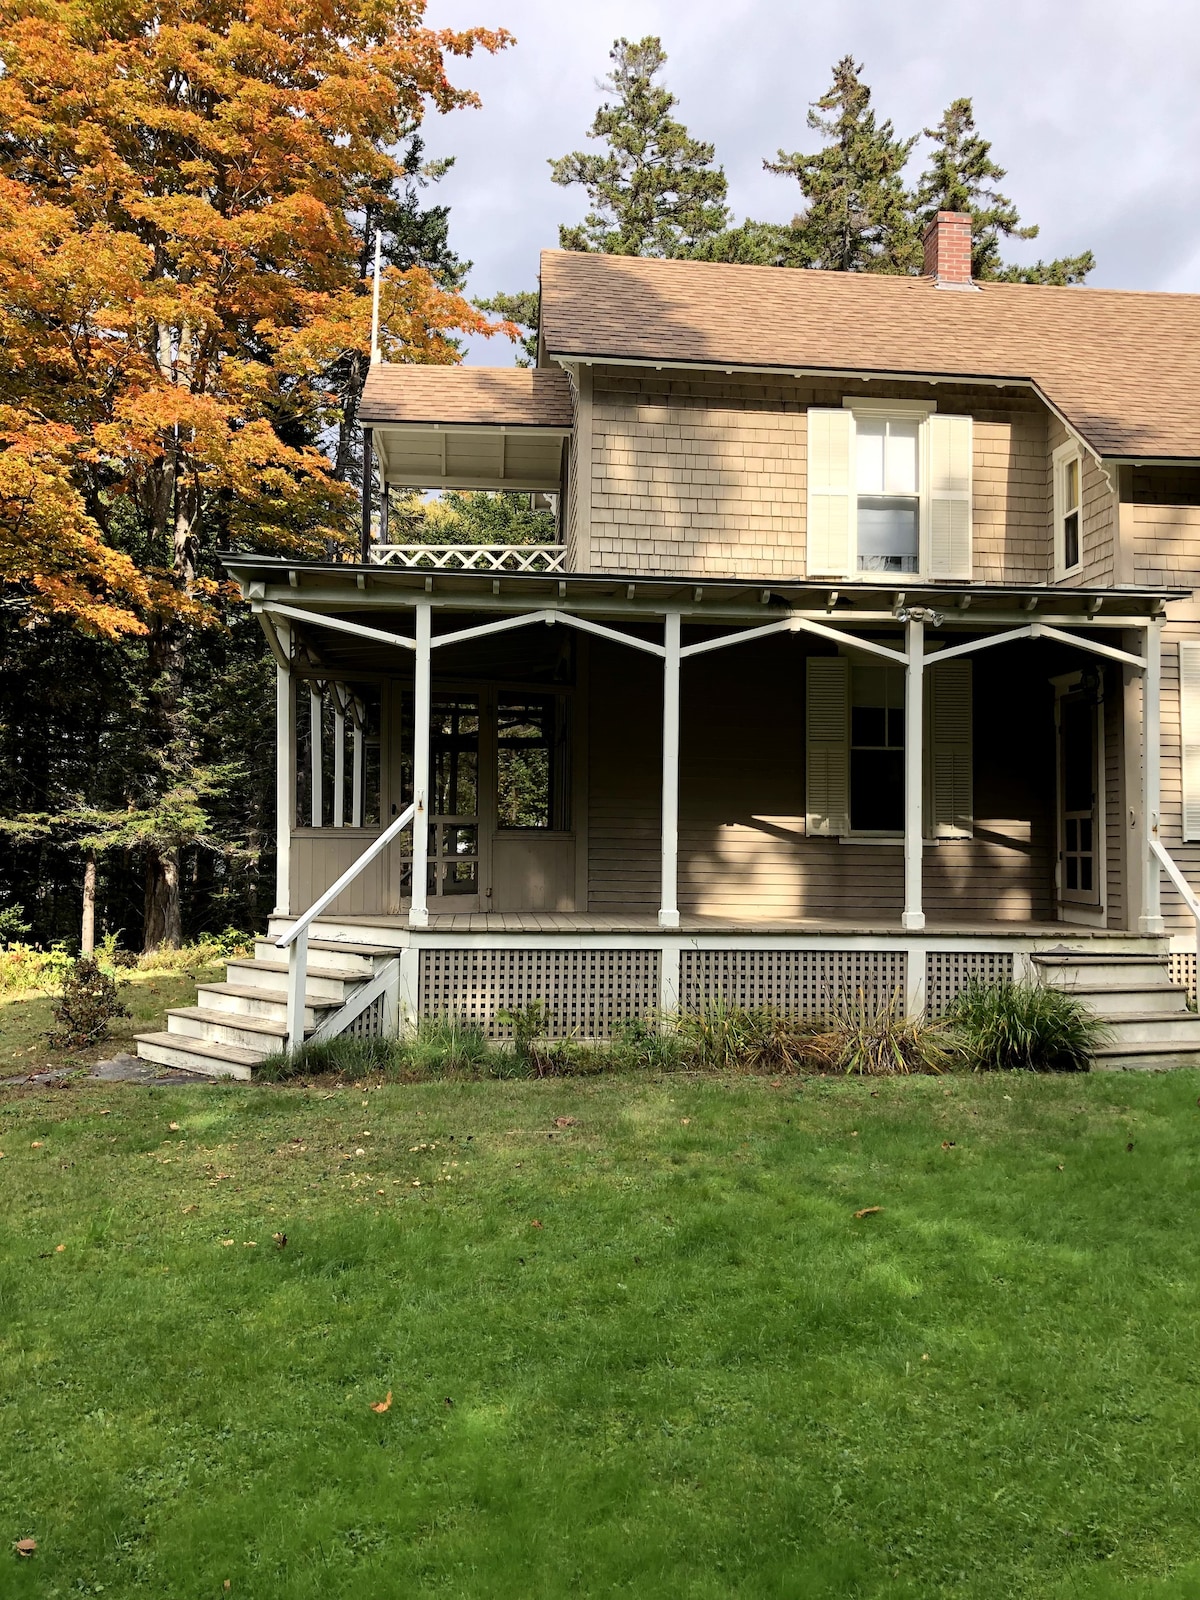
[568,367,1089,586]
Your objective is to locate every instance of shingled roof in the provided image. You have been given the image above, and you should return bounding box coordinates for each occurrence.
[359,365,572,429]
[539,250,1200,461]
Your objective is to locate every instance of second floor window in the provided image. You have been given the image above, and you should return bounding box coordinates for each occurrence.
[1055,444,1083,575]
[855,417,920,574]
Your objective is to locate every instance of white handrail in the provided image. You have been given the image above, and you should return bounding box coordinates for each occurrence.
[277,801,415,1049]
[1150,837,1200,1001]
[370,544,566,573]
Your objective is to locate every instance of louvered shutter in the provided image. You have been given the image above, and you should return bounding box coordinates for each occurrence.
[806,656,850,836]
[927,414,973,579]
[927,659,973,838]
[806,409,853,577]
[1180,642,1200,841]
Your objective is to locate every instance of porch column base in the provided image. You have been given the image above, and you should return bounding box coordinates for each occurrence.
[901,912,926,932]
[408,907,429,929]
[658,909,680,930]
[1138,914,1165,936]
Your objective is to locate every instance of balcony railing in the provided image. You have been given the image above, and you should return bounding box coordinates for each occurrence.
[370,544,567,573]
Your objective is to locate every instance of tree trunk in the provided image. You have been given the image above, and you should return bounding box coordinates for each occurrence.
[143,846,181,952]
[81,850,97,954]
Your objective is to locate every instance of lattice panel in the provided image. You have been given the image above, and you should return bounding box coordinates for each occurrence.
[681,950,907,1019]
[1169,952,1197,1006]
[419,948,659,1039]
[925,951,1014,1018]
[342,995,386,1038]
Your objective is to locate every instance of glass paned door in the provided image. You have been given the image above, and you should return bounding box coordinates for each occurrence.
[1058,689,1100,906]
[430,695,480,898]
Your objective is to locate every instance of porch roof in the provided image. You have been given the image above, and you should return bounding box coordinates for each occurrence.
[224,554,1184,627]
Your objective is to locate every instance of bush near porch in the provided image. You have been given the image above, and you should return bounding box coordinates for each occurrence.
[2,1071,1200,1598]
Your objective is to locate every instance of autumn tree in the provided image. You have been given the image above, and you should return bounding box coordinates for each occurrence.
[0,0,512,947]
[914,98,1094,284]
[765,56,918,274]
[550,36,731,257]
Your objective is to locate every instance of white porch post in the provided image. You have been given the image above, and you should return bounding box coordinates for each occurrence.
[274,622,294,916]
[902,615,925,931]
[333,699,345,828]
[1140,619,1164,935]
[309,685,323,827]
[409,601,432,928]
[659,611,682,930]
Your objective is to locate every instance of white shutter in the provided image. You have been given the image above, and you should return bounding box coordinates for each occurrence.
[927,414,972,579]
[806,656,850,836]
[1181,642,1200,841]
[927,659,973,838]
[806,409,853,577]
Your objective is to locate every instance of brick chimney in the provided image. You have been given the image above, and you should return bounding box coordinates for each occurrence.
[923,211,976,289]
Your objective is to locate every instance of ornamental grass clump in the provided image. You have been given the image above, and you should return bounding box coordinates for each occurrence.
[944,977,1107,1072]
[806,990,954,1076]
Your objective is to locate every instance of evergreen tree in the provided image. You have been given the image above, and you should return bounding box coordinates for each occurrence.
[764,56,918,274]
[473,291,540,365]
[915,98,1094,284]
[549,36,731,257]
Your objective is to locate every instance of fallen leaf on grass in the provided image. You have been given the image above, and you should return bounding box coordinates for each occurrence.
[221,1239,235,1247]
[1056,1164,1065,1172]
[371,1392,393,1414]
[941,1141,956,1150]
[99,1109,110,1116]
[54,1244,65,1253]
[853,1206,883,1220]
[530,1218,543,1229]
[14,1537,36,1555]
[355,1147,365,1157]
[554,1117,577,1128]
[272,1233,287,1249]
[168,1122,180,1131]
[182,1204,198,1214]
[243,1241,256,1248]
[31,1141,43,1149]
[1126,1142,1134,1152]
[680,1118,690,1126]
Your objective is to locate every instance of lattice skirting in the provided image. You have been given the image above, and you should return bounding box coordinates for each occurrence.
[925,951,1015,1018]
[681,950,907,1018]
[1169,952,1197,1006]
[419,948,659,1039]
[343,995,386,1038]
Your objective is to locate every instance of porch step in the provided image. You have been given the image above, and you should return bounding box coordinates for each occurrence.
[226,958,361,1002]
[193,983,340,1030]
[1034,947,1200,1070]
[167,1006,291,1052]
[133,1031,264,1082]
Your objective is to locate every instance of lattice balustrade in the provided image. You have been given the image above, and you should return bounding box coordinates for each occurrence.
[343,995,386,1039]
[681,950,907,1018]
[1169,952,1197,1006]
[419,948,659,1039]
[370,544,567,573]
[924,951,1014,1018]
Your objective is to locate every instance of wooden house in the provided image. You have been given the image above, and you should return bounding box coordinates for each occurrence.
[136,213,1200,1075]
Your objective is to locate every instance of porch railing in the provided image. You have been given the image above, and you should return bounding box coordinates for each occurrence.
[369,544,567,573]
[276,801,415,1050]
[1150,838,1200,979]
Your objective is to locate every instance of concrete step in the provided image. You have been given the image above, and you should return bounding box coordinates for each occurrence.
[1098,1011,1200,1046]
[1092,1039,1200,1072]
[226,958,358,1002]
[1034,953,1171,988]
[1060,982,1192,1015]
[193,983,339,1028]
[134,1031,263,1081]
[167,1006,292,1052]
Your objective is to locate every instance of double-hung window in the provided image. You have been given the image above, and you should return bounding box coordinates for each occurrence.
[1054,443,1083,575]
[806,403,973,580]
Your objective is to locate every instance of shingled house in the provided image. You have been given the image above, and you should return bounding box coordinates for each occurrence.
[137,213,1200,1075]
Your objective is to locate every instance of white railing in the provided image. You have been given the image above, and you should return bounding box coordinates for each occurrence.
[1150,837,1200,980]
[370,544,567,573]
[276,802,415,1050]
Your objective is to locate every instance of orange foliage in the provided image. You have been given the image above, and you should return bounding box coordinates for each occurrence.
[0,0,513,633]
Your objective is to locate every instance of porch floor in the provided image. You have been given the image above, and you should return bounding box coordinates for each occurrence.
[312,910,1133,939]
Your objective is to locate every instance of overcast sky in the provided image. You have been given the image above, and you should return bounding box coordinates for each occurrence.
[416,0,1200,362]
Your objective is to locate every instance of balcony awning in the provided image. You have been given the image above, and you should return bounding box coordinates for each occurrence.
[359,365,572,493]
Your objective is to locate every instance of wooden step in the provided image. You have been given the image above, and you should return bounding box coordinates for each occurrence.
[134,1031,264,1081]
[1092,1039,1200,1072]
[167,1006,292,1051]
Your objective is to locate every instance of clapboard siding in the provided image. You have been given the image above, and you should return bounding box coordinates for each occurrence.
[586,634,1056,921]
[586,370,1053,583]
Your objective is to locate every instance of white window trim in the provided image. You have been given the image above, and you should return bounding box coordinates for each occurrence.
[1053,439,1084,580]
[841,401,934,580]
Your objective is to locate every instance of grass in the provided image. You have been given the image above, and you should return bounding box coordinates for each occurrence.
[2,1072,1200,1597]
[0,963,221,1076]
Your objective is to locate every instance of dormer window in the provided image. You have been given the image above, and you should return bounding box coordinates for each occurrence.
[1054,443,1083,576]
[855,416,920,574]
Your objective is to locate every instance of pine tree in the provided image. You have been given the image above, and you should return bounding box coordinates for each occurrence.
[549,36,731,257]
[473,291,540,365]
[765,56,918,274]
[915,98,1094,284]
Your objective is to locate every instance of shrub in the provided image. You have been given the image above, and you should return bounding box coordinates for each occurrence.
[804,991,953,1076]
[0,942,74,995]
[47,957,131,1050]
[944,977,1107,1072]
[135,929,254,972]
[675,1003,819,1073]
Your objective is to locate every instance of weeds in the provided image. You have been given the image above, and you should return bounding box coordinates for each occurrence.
[944,977,1107,1072]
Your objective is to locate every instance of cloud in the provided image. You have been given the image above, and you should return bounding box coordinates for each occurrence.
[419,0,1200,359]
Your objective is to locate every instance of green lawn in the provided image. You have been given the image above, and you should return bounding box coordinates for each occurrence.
[0,964,222,1077]
[2,1071,1200,1598]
